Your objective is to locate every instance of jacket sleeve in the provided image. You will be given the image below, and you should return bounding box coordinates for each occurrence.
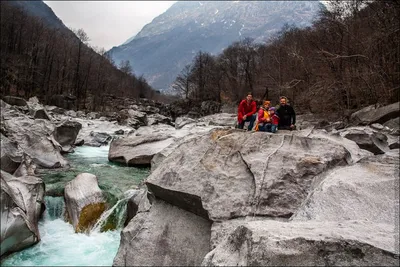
[245,101,257,117]
[258,109,265,123]
[290,106,296,125]
[238,101,244,121]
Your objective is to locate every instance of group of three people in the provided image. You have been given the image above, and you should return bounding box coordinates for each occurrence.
[237,93,296,132]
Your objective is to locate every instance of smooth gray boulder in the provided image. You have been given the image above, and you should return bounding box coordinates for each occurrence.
[53,120,82,152]
[175,116,196,129]
[0,171,45,257]
[26,97,50,120]
[202,220,399,266]
[64,173,106,233]
[113,199,211,266]
[309,130,373,164]
[350,102,400,125]
[383,117,399,131]
[198,113,237,127]
[0,134,23,174]
[1,109,68,168]
[119,109,147,129]
[146,128,349,220]
[342,128,388,154]
[85,132,112,147]
[147,113,172,126]
[292,154,399,225]
[109,133,175,166]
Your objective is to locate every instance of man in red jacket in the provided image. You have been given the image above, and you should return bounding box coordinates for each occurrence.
[237,92,257,130]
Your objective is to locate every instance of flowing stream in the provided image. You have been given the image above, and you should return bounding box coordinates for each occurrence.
[2,145,149,266]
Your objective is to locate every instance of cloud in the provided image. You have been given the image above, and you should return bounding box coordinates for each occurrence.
[44,1,176,50]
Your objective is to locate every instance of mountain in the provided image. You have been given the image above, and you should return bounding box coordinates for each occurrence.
[8,1,68,30]
[108,1,325,92]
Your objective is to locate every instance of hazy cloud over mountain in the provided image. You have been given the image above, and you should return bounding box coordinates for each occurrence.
[44,1,176,50]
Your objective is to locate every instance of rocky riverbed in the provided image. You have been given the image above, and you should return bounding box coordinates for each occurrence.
[1,96,399,266]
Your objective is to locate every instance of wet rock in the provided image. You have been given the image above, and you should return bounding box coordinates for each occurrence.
[64,173,106,233]
[74,138,85,146]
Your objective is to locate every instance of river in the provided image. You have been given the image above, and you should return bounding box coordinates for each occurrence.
[1,145,149,266]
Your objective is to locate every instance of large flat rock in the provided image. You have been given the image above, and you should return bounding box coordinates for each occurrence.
[202,220,399,266]
[292,154,399,225]
[109,133,175,166]
[146,129,349,221]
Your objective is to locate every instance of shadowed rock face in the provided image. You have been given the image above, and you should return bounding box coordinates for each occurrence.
[113,199,211,267]
[64,173,106,233]
[0,134,23,174]
[53,120,82,152]
[0,171,45,258]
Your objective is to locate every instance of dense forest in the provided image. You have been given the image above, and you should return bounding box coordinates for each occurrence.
[0,1,172,111]
[173,0,399,113]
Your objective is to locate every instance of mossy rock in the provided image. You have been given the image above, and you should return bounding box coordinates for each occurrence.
[76,202,107,233]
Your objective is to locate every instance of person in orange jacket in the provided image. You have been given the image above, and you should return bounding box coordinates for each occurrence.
[255,100,271,131]
[237,92,257,130]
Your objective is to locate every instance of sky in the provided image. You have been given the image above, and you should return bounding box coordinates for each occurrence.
[44,1,177,50]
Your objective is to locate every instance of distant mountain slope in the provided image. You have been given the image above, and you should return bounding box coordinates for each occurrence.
[9,1,67,30]
[109,1,324,92]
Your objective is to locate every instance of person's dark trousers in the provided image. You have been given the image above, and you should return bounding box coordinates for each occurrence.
[259,123,271,132]
[238,114,256,130]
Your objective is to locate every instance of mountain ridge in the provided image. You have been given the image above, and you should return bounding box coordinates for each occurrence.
[108,1,325,91]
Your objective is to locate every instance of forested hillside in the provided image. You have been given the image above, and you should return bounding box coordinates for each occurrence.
[0,1,166,111]
[173,0,399,113]
[109,1,323,92]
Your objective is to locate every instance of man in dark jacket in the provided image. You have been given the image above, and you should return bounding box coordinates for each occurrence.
[237,92,257,130]
[276,96,296,130]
